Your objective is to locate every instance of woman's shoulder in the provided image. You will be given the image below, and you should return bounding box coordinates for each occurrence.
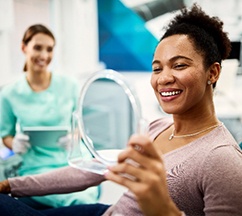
[52,73,78,83]
[51,73,80,89]
[204,124,239,149]
[148,116,173,141]
[192,125,242,176]
[1,76,26,97]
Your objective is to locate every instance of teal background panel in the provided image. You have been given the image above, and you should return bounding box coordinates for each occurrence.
[98,0,159,71]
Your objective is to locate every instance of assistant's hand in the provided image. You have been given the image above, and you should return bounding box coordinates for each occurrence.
[57,134,71,150]
[0,180,11,194]
[12,134,31,154]
[105,134,182,216]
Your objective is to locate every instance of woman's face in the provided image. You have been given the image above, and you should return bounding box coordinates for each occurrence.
[151,34,211,115]
[22,33,55,73]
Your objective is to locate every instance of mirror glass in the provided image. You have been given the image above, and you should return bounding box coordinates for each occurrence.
[68,69,145,175]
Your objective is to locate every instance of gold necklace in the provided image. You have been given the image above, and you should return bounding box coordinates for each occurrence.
[168,123,223,141]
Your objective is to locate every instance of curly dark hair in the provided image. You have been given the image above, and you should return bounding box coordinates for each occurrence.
[161,4,231,87]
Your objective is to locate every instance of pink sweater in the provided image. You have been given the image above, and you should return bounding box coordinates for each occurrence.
[9,118,242,216]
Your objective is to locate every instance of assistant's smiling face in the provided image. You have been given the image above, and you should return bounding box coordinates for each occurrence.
[22,33,55,74]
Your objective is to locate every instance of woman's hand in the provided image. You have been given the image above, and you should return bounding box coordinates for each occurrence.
[12,134,31,154]
[57,134,71,150]
[0,180,11,194]
[105,134,181,216]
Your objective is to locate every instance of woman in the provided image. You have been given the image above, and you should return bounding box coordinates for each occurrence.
[1,4,242,216]
[0,24,99,209]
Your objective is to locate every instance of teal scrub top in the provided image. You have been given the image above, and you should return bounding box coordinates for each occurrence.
[0,73,100,207]
[0,73,80,176]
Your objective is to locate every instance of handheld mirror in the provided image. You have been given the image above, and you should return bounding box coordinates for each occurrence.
[68,69,146,175]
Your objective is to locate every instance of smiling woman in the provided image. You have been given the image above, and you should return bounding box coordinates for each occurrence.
[151,34,218,116]
[0,4,242,216]
[22,25,55,74]
[0,24,100,209]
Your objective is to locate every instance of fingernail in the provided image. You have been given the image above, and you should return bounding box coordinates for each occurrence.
[104,169,109,176]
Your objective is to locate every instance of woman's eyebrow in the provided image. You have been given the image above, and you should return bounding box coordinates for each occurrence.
[169,55,193,62]
[152,60,160,65]
[152,55,193,65]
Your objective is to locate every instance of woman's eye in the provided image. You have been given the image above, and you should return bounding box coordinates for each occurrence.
[34,45,41,51]
[47,47,53,52]
[152,68,161,73]
[174,64,187,69]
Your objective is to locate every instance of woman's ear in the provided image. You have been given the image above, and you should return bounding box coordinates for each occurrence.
[21,42,26,53]
[208,62,221,84]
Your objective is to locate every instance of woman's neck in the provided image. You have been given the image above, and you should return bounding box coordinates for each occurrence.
[26,71,51,92]
[172,102,219,135]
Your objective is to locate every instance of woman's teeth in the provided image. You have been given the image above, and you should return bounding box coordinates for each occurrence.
[161,91,181,97]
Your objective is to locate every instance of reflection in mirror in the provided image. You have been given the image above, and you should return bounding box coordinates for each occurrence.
[68,69,144,174]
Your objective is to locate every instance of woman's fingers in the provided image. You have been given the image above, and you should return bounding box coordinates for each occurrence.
[0,180,11,194]
[108,153,165,182]
[105,134,166,190]
[128,134,161,159]
[106,152,165,189]
[104,133,174,216]
[105,160,148,191]
[116,134,164,172]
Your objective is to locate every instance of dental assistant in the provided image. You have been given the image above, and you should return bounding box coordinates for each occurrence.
[0,24,99,209]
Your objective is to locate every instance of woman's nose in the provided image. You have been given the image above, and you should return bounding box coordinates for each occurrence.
[39,50,50,59]
[157,69,175,85]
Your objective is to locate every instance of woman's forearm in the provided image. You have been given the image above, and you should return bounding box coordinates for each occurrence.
[2,136,14,149]
[8,166,105,197]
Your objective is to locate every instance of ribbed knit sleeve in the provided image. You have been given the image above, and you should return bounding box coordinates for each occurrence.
[9,166,105,197]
